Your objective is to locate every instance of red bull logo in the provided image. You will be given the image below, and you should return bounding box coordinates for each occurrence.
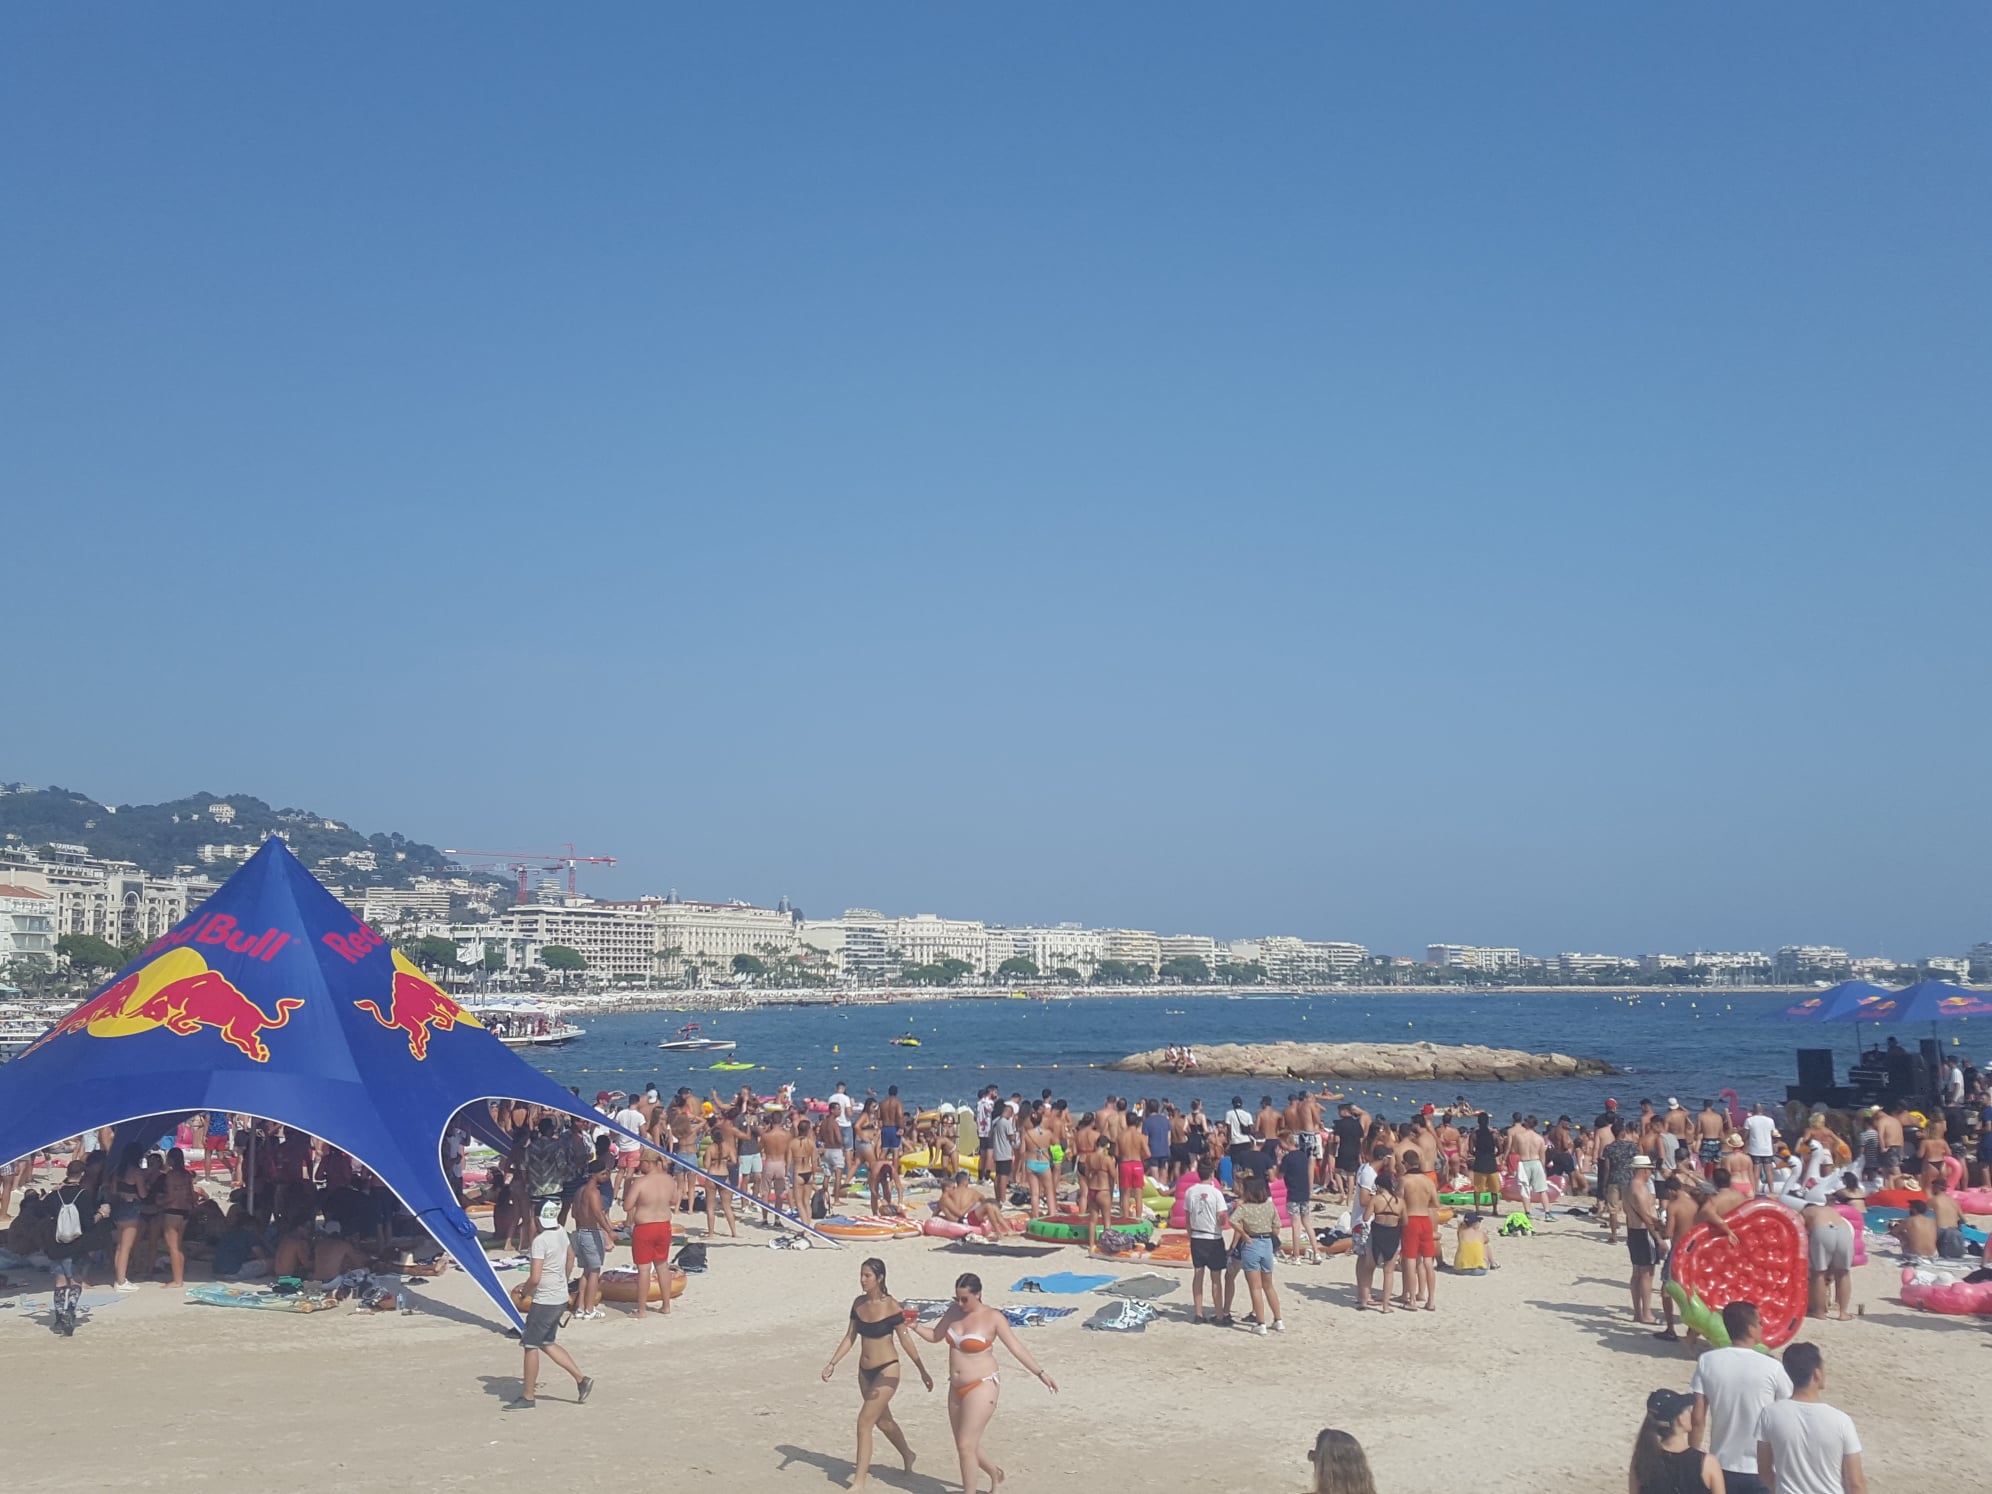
[354,949,483,1060]
[144,911,291,962]
[22,947,304,1062]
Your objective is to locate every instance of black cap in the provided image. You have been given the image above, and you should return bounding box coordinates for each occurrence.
[1646,1388,1694,1422]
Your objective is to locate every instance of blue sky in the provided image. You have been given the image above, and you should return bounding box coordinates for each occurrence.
[5,7,1987,957]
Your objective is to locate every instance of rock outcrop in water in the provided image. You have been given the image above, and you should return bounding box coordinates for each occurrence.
[1110,1040,1615,1082]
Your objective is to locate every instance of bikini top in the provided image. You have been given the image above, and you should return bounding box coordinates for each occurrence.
[852,1309,901,1339]
[946,1324,993,1353]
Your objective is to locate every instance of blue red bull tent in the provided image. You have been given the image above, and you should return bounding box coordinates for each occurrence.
[0,838,832,1329]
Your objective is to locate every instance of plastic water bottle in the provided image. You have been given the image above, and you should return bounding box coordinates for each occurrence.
[396,1291,409,1315]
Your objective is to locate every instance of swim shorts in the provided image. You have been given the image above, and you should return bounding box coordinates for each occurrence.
[823,1148,846,1172]
[1190,1236,1228,1272]
[1807,1220,1853,1272]
[631,1219,673,1265]
[573,1226,606,1272]
[617,1149,641,1171]
[1699,1139,1722,1164]
[521,1302,565,1349]
[881,1126,901,1151]
[1402,1214,1437,1259]
[1118,1159,1145,1190]
[738,1154,762,1178]
[1627,1229,1660,1268]
[1514,1159,1548,1195]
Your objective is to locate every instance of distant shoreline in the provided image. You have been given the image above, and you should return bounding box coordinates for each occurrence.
[540,981,1845,1017]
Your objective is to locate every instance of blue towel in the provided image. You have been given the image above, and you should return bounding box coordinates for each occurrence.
[1010,1271,1116,1295]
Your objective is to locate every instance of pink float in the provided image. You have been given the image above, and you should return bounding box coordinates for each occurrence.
[1953,1188,1992,1216]
[1831,1204,1868,1267]
[1900,1268,1992,1316]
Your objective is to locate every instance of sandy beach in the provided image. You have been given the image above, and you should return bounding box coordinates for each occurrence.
[1,1196,1980,1493]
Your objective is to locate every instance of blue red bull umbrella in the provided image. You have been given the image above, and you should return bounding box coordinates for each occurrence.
[0,838,833,1330]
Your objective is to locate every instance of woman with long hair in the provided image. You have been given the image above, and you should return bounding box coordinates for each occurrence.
[1229,1171,1284,1334]
[911,1272,1058,1493]
[822,1257,931,1492]
[1306,1428,1378,1494]
[1364,1166,1405,1312]
[108,1142,147,1291]
[1629,1387,1723,1493]
[158,1147,198,1289]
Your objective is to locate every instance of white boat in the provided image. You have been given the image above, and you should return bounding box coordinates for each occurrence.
[466,999,586,1048]
[658,1021,736,1053]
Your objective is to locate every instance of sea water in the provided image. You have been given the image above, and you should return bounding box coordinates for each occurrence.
[521,991,1916,1121]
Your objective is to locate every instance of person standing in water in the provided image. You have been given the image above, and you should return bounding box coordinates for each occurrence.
[821,1257,932,1492]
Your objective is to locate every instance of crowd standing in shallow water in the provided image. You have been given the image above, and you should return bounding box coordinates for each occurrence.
[0,1048,1984,1489]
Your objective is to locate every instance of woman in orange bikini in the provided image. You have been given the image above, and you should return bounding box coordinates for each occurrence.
[822,1257,932,1492]
[911,1272,1058,1493]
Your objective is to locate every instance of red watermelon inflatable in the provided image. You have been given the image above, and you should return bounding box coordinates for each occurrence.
[1667,1197,1808,1348]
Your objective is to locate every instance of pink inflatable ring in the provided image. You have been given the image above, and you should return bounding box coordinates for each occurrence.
[1900,1268,1992,1316]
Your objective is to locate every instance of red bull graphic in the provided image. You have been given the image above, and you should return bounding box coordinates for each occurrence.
[354,949,484,1060]
[21,947,304,1062]
[144,912,290,962]
[323,918,387,965]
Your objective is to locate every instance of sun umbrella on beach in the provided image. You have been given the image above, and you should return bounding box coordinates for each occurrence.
[1868,978,1992,1025]
[1766,981,1894,1023]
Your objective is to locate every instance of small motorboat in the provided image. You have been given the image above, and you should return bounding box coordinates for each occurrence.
[659,1022,737,1053]
[709,1059,756,1072]
[889,1035,921,1047]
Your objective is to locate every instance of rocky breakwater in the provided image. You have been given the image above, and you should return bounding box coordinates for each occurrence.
[1110,1041,1615,1082]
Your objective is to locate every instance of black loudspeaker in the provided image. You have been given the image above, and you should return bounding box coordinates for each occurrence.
[1794,1048,1836,1093]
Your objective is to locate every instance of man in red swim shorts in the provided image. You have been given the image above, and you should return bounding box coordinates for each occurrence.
[622,1154,679,1318]
[1398,1153,1441,1310]
[1113,1110,1150,1222]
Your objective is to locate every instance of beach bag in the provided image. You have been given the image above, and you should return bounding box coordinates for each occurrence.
[673,1242,708,1274]
[54,1190,83,1244]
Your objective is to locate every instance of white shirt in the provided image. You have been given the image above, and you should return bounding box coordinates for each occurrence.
[1224,1108,1254,1145]
[612,1107,645,1154]
[1690,1347,1793,1473]
[1756,1399,1860,1494]
[1355,1161,1378,1198]
[1182,1180,1227,1238]
[827,1092,855,1124]
[528,1226,571,1306]
[974,1096,994,1139]
[1744,1114,1778,1158]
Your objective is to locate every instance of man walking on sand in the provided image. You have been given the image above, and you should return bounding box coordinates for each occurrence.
[1755,1341,1865,1494]
[622,1153,680,1319]
[506,1202,593,1411]
[1507,1116,1551,1222]
[1743,1104,1780,1196]
[1691,1301,1792,1494]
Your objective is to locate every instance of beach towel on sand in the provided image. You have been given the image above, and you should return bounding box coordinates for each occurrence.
[1084,1299,1156,1332]
[1011,1272,1115,1294]
[1103,1273,1177,1300]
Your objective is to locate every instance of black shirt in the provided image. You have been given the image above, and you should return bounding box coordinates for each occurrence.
[1469,1129,1499,1172]
[1332,1117,1364,1157]
[1279,1147,1312,1197]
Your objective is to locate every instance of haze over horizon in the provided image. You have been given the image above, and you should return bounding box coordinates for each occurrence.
[6,8,1987,958]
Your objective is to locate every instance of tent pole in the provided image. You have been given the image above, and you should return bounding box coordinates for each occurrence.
[248,1123,257,1219]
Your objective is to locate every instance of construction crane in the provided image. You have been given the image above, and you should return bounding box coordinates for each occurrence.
[441,845,618,904]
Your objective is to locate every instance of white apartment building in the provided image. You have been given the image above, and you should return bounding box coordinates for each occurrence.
[839,910,894,978]
[1924,956,1970,982]
[1774,945,1849,982]
[438,925,546,973]
[0,882,57,966]
[983,926,1026,973]
[362,885,454,927]
[797,919,847,975]
[1020,925,1104,978]
[1427,944,1523,973]
[0,848,216,950]
[890,914,990,971]
[1100,929,1162,969]
[1157,934,1220,970]
[1687,951,1772,985]
[486,901,656,980]
[1557,952,1642,980]
[636,897,799,981]
[1259,936,1368,984]
[1968,943,1992,981]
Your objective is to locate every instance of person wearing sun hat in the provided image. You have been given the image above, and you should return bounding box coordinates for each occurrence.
[505,1200,593,1412]
[1625,1154,1663,1327]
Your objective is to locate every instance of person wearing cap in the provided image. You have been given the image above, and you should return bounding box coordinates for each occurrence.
[1630,1387,1721,1494]
[1624,1153,1663,1327]
[506,1200,593,1411]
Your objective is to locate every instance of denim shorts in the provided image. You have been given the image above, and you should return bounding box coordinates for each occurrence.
[1239,1236,1276,1273]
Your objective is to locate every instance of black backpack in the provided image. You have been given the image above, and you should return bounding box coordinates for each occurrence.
[673,1242,708,1274]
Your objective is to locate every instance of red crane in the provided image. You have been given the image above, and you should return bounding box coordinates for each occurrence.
[442,845,618,904]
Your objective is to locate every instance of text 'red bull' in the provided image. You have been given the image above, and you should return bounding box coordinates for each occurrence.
[145,912,291,962]
[355,949,483,1060]
[22,947,304,1062]
[322,919,387,964]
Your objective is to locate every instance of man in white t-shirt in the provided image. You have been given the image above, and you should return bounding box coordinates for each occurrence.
[1743,1105,1780,1196]
[505,1201,593,1411]
[1223,1096,1255,1158]
[1180,1158,1230,1324]
[611,1099,646,1171]
[1756,1341,1864,1494]
[1691,1301,1793,1494]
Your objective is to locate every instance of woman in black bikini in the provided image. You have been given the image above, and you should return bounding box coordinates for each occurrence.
[158,1147,198,1289]
[1364,1167,1406,1312]
[821,1257,932,1492]
[108,1143,147,1292]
